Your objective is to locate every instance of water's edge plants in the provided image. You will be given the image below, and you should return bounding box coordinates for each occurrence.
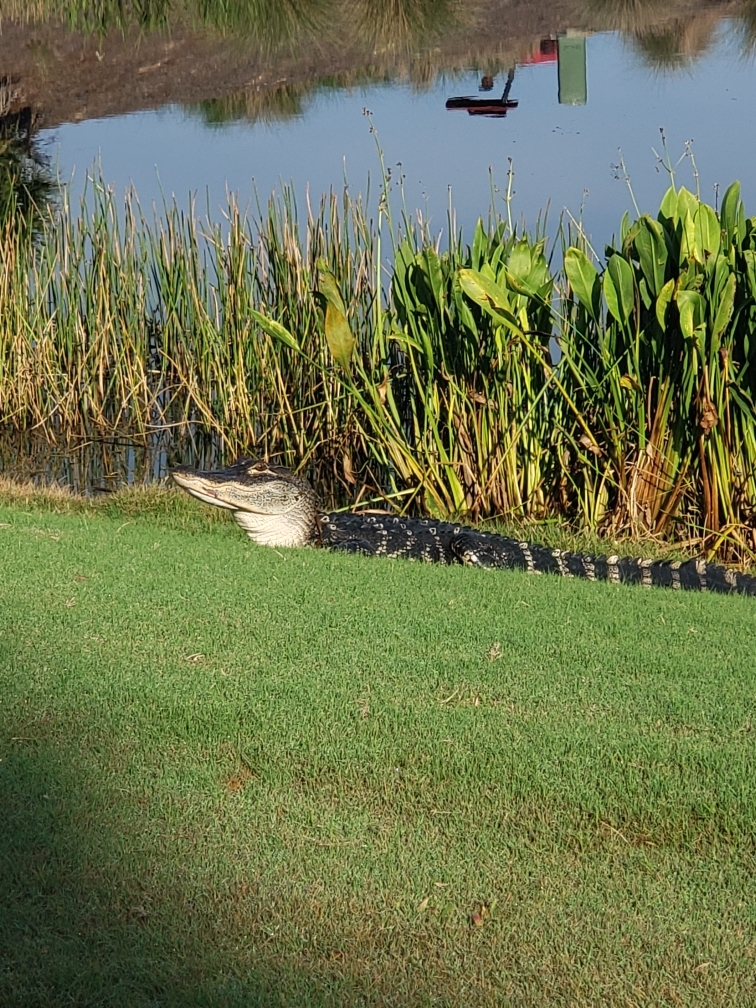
[3,173,756,559]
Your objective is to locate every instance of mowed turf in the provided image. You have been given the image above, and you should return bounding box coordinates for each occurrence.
[1,503,755,1007]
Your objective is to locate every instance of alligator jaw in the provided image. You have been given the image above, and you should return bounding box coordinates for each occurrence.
[171,459,320,546]
[171,468,238,511]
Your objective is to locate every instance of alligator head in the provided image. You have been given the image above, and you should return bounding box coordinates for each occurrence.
[171,458,319,547]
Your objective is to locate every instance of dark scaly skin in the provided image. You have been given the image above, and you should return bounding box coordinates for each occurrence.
[320,513,756,595]
[172,458,756,596]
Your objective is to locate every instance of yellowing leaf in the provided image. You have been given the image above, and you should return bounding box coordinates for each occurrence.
[324,301,355,369]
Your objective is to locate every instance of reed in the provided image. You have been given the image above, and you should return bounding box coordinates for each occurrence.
[3,167,756,557]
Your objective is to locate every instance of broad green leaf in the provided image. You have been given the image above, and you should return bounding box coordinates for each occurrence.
[655,278,675,329]
[634,215,667,296]
[604,253,635,326]
[693,203,721,259]
[324,301,356,369]
[679,210,696,265]
[719,181,742,245]
[248,309,301,352]
[451,274,480,335]
[471,219,488,270]
[507,240,532,283]
[743,250,756,300]
[564,247,601,320]
[676,288,706,340]
[458,267,510,311]
[457,268,524,334]
[317,259,347,316]
[480,261,497,283]
[420,247,445,314]
[711,272,736,341]
[527,256,554,300]
[504,268,538,299]
[676,187,698,221]
[658,186,678,222]
[708,254,730,303]
[619,210,631,245]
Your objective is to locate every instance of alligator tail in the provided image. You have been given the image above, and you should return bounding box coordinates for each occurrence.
[560,550,756,595]
[452,533,756,595]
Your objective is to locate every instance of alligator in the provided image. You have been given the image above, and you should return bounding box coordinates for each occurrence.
[171,457,756,596]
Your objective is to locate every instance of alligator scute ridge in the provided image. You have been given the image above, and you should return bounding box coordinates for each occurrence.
[170,457,756,596]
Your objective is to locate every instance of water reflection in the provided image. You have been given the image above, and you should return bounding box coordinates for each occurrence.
[0,427,227,493]
[446,67,518,117]
[1,0,754,136]
[0,91,57,230]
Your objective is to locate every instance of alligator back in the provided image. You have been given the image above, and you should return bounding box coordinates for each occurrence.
[320,513,756,596]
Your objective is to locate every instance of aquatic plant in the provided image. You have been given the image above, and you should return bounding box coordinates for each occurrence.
[562,180,756,553]
[4,167,756,557]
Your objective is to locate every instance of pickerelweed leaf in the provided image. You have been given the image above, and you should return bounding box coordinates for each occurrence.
[564,247,600,321]
[604,254,635,326]
[458,268,525,334]
[676,187,699,221]
[742,250,756,300]
[658,186,678,222]
[634,216,667,297]
[324,301,356,369]
[719,180,741,244]
[458,267,509,311]
[694,203,721,259]
[248,309,301,352]
[507,239,532,284]
[676,288,706,341]
[711,272,736,342]
[317,259,347,316]
[619,210,631,246]
[679,210,697,266]
[655,278,675,330]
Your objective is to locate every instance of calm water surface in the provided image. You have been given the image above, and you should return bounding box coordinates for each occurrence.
[43,21,756,246]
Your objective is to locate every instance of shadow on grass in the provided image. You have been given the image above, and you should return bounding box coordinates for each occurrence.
[0,716,396,1008]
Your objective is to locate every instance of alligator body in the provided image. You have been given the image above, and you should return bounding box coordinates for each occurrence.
[171,458,756,596]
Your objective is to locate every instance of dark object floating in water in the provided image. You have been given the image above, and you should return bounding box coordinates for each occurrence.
[447,68,518,118]
[445,96,519,117]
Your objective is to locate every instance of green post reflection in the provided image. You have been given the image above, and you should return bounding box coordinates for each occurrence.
[558,34,588,105]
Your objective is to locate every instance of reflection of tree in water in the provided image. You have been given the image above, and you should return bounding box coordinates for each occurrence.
[631,13,721,68]
[0,91,57,230]
[589,0,721,68]
[735,0,756,54]
[195,82,309,125]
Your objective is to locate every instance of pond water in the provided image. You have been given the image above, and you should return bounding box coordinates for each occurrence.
[41,16,756,247]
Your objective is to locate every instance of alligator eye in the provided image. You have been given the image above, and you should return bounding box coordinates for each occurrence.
[253,461,268,471]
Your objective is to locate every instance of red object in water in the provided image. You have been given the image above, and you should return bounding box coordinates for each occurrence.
[520,38,558,66]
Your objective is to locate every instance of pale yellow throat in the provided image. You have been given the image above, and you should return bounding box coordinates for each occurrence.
[231,509,312,547]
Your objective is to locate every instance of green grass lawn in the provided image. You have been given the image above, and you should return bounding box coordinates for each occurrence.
[1,499,755,1006]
